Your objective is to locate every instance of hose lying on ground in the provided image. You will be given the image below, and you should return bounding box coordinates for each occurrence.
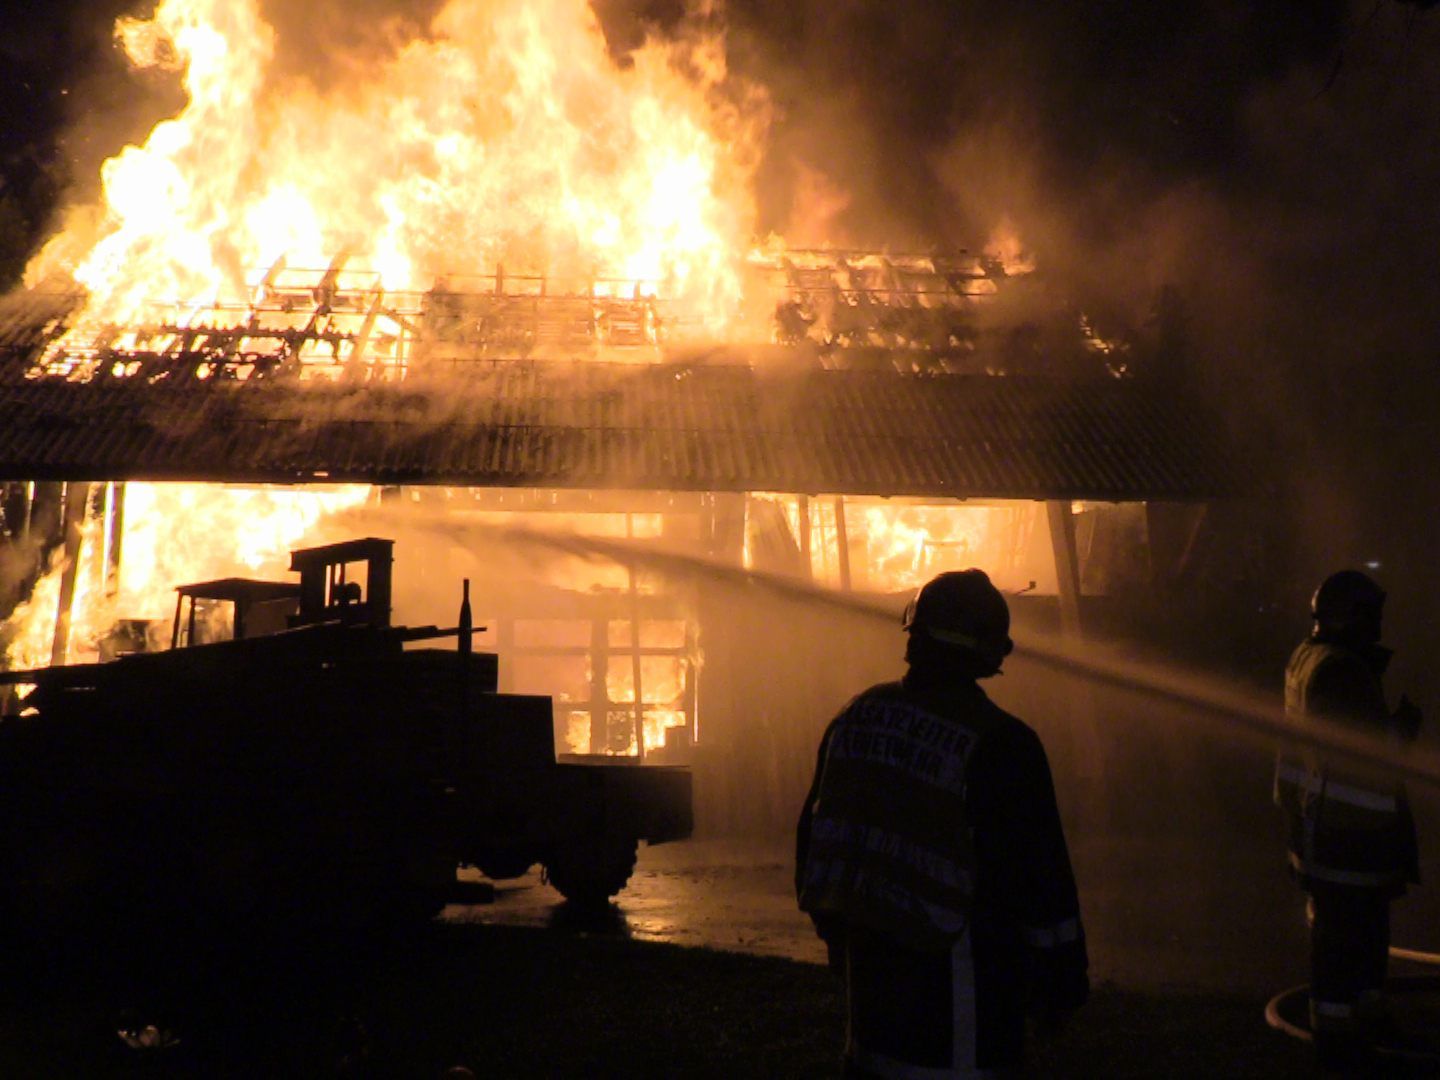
[1265,954,1440,1063]
[1389,945,1440,966]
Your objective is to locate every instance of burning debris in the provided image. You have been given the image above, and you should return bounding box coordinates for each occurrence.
[11,243,1045,382]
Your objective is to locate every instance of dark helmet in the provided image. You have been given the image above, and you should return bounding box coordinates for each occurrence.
[903,569,1015,672]
[1311,569,1385,642]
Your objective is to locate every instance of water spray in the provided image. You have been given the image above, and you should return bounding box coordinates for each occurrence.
[339,504,1440,791]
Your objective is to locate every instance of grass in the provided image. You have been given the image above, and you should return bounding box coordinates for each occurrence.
[0,916,1328,1078]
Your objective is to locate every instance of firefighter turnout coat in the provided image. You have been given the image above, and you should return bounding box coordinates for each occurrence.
[797,674,1087,1075]
[1273,639,1419,893]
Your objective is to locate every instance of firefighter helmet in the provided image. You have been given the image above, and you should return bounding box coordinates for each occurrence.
[903,569,1014,669]
[1311,569,1385,642]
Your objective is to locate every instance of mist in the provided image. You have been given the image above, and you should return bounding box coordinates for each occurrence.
[5,2,1440,1033]
[707,2,1440,710]
[308,498,1440,991]
[4,2,1438,714]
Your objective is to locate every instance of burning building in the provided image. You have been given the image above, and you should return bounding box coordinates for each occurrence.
[0,0,1236,834]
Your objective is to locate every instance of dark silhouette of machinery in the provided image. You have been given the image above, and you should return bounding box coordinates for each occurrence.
[0,538,691,945]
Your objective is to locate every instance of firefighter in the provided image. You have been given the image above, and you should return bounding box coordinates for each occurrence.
[796,569,1088,1078]
[1273,569,1422,1071]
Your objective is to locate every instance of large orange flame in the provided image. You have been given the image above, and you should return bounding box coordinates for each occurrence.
[28,0,767,334]
[3,483,371,670]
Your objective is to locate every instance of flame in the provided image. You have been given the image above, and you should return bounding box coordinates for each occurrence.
[28,0,767,337]
[512,613,692,756]
[2,482,371,670]
[606,647,689,755]
[983,217,1036,276]
[1080,313,1132,377]
[862,504,984,589]
[788,496,1050,595]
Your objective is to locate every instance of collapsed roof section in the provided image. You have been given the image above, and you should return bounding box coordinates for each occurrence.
[0,249,1050,380]
[0,252,1236,500]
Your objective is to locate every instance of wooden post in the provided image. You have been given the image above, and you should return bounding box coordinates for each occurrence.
[23,483,64,607]
[50,481,92,666]
[684,618,699,746]
[589,615,609,756]
[103,482,125,598]
[19,481,34,540]
[626,513,646,761]
[1046,500,1082,636]
[833,496,852,591]
[705,493,746,562]
[797,495,812,580]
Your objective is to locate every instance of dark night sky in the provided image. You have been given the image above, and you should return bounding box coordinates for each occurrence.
[2,1,1438,694]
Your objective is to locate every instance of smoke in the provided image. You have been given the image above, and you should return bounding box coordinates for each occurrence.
[710,1,1440,704]
[7,2,1440,699]
[287,500,1440,987]
[338,504,1440,984]
[321,498,1440,790]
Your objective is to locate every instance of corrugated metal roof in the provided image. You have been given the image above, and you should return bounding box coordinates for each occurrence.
[0,361,1239,499]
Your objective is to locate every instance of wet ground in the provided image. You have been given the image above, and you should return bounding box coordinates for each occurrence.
[444,839,826,966]
[445,832,1439,999]
[4,821,1437,1075]
[444,825,1440,1071]
[450,834,1288,986]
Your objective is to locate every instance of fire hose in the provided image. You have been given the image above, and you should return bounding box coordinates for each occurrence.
[1264,947,1440,1063]
[1389,945,1440,966]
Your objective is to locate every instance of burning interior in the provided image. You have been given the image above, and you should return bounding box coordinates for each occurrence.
[0,0,1235,834]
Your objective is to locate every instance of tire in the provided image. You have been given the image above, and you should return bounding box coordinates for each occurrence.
[477,851,536,881]
[542,834,638,907]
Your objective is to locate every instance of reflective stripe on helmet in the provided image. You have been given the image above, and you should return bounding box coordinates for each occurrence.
[925,626,983,650]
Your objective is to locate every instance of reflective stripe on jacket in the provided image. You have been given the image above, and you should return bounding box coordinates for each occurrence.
[1273,639,1418,890]
[798,684,980,951]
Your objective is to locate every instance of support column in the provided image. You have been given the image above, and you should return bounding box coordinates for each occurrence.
[705,493,746,562]
[18,481,33,540]
[50,481,92,666]
[27,482,63,549]
[1046,500,1082,636]
[626,513,645,761]
[103,482,126,598]
[797,495,812,580]
[589,614,609,756]
[833,496,852,591]
[20,482,65,609]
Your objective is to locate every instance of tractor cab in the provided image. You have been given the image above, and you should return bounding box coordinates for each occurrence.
[170,537,395,648]
[171,578,301,648]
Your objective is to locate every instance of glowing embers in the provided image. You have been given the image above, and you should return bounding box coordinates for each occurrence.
[1080,314,1133,378]
[748,247,1014,355]
[29,259,419,383]
[27,260,711,383]
[417,271,681,362]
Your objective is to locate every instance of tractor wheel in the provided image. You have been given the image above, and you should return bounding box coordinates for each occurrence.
[477,851,536,881]
[542,834,638,908]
